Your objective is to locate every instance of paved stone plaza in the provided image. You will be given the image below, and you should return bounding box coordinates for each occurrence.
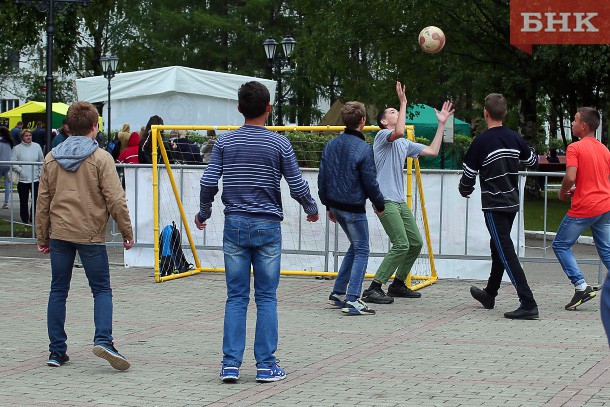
[1,243,609,407]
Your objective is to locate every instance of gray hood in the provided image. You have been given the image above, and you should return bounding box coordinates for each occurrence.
[51,136,99,172]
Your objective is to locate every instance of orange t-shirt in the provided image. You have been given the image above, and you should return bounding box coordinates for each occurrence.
[567,137,610,218]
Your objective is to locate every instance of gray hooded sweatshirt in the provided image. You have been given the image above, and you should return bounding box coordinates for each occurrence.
[51,136,99,172]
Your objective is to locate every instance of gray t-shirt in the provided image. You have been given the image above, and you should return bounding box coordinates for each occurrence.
[373,129,426,203]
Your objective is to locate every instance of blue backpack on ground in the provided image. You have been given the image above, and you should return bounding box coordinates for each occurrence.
[159,221,192,277]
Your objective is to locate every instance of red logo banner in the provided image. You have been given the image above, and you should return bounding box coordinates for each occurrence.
[510,0,610,54]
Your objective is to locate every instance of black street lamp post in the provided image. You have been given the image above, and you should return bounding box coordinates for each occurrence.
[100,54,119,142]
[15,0,89,153]
[263,35,296,126]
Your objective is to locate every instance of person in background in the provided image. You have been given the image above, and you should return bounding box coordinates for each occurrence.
[546,147,560,163]
[51,120,70,148]
[11,121,23,145]
[11,128,44,223]
[117,132,140,164]
[36,101,134,370]
[138,115,164,164]
[172,130,203,164]
[117,123,131,154]
[552,108,610,311]
[0,127,14,208]
[32,121,46,151]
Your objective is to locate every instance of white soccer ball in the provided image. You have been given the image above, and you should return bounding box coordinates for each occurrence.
[419,26,446,54]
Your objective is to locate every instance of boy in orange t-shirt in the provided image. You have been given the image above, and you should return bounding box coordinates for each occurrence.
[552,107,610,316]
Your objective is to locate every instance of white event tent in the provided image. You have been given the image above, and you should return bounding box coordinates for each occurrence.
[75,66,277,130]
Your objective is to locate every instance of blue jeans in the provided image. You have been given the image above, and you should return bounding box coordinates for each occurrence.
[0,167,9,204]
[330,208,370,302]
[553,211,610,287]
[222,216,282,368]
[48,239,113,354]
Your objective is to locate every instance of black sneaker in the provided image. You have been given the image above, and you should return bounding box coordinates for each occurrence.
[565,286,596,310]
[362,287,394,304]
[470,286,495,309]
[504,306,539,320]
[387,284,421,298]
[92,344,131,371]
[47,352,69,367]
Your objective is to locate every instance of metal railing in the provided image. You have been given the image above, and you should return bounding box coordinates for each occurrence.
[0,160,603,282]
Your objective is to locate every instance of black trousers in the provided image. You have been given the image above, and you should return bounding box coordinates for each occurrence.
[483,210,537,309]
[17,181,38,224]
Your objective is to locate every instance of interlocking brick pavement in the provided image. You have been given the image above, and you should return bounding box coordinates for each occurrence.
[1,243,609,407]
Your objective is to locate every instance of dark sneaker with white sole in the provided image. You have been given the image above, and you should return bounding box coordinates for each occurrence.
[342,298,376,315]
[565,286,596,310]
[362,287,394,304]
[470,286,495,309]
[92,344,131,371]
[328,292,346,308]
[388,284,421,298]
[47,352,69,367]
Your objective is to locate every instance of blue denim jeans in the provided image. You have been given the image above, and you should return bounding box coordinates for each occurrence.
[222,216,282,368]
[330,208,370,302]
[553,211,610,287]
[48,239,113,354]
[0,167,9,204]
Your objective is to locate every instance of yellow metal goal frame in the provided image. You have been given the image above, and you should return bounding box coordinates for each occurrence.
[151,124,437,288]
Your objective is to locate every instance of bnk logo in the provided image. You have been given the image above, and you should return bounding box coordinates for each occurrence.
[521,13,598,33]
[510,0,610,54]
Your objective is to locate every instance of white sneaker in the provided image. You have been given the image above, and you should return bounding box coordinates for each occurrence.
[341,298,376,315]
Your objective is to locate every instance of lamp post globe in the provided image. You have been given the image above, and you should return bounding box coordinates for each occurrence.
[100,54,119,145]
[262,35,296,127]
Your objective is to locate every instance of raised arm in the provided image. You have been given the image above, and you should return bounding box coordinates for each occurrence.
[387,81,408,142]
[420,100,455,157]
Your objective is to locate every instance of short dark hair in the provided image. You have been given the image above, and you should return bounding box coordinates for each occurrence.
[66,101,99,136]
[484,93,507,121]
[341,101,366,129]
[577,107,600,131]
[376,108,389,130]
[238,81,270,119]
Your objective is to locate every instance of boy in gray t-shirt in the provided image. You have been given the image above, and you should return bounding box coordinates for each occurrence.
[362,81,454,304]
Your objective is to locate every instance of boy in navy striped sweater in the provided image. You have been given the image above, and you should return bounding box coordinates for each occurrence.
[195,81,319,383]
[459,93,539,320]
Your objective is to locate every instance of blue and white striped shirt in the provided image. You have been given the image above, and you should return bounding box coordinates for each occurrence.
[198,125,318,221]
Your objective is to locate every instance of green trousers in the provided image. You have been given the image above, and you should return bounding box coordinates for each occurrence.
[374,201,423,284]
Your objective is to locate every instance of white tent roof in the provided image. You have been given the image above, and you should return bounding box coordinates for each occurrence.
[75,66,277,103]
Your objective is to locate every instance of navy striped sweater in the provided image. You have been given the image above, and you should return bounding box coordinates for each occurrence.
[198,125,318,222]
[459,126,537,212]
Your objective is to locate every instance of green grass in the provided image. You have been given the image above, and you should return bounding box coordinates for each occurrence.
[0,218,34,238]
[523,191,591,236]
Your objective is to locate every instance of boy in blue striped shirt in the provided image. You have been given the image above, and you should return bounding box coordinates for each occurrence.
[195,81,319,383]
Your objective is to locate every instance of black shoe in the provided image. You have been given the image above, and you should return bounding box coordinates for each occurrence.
[387,284,421,298]
[362,287,394,304]
[92,344,131,371]
[565,286,596,310]
[47,352,69,367]
[470,286,495,309]
[504,306,539,320]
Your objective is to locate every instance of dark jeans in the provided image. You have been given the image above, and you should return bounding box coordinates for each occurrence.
[47,239,113,354]
[483,211,537,309]
[17,181,38,223]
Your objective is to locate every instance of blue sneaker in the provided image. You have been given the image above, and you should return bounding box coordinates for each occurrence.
[92,344,131,371]
[220,364,240,383]
[256,362,286,383]
[47,352,69,367]
[328,292,345,308]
